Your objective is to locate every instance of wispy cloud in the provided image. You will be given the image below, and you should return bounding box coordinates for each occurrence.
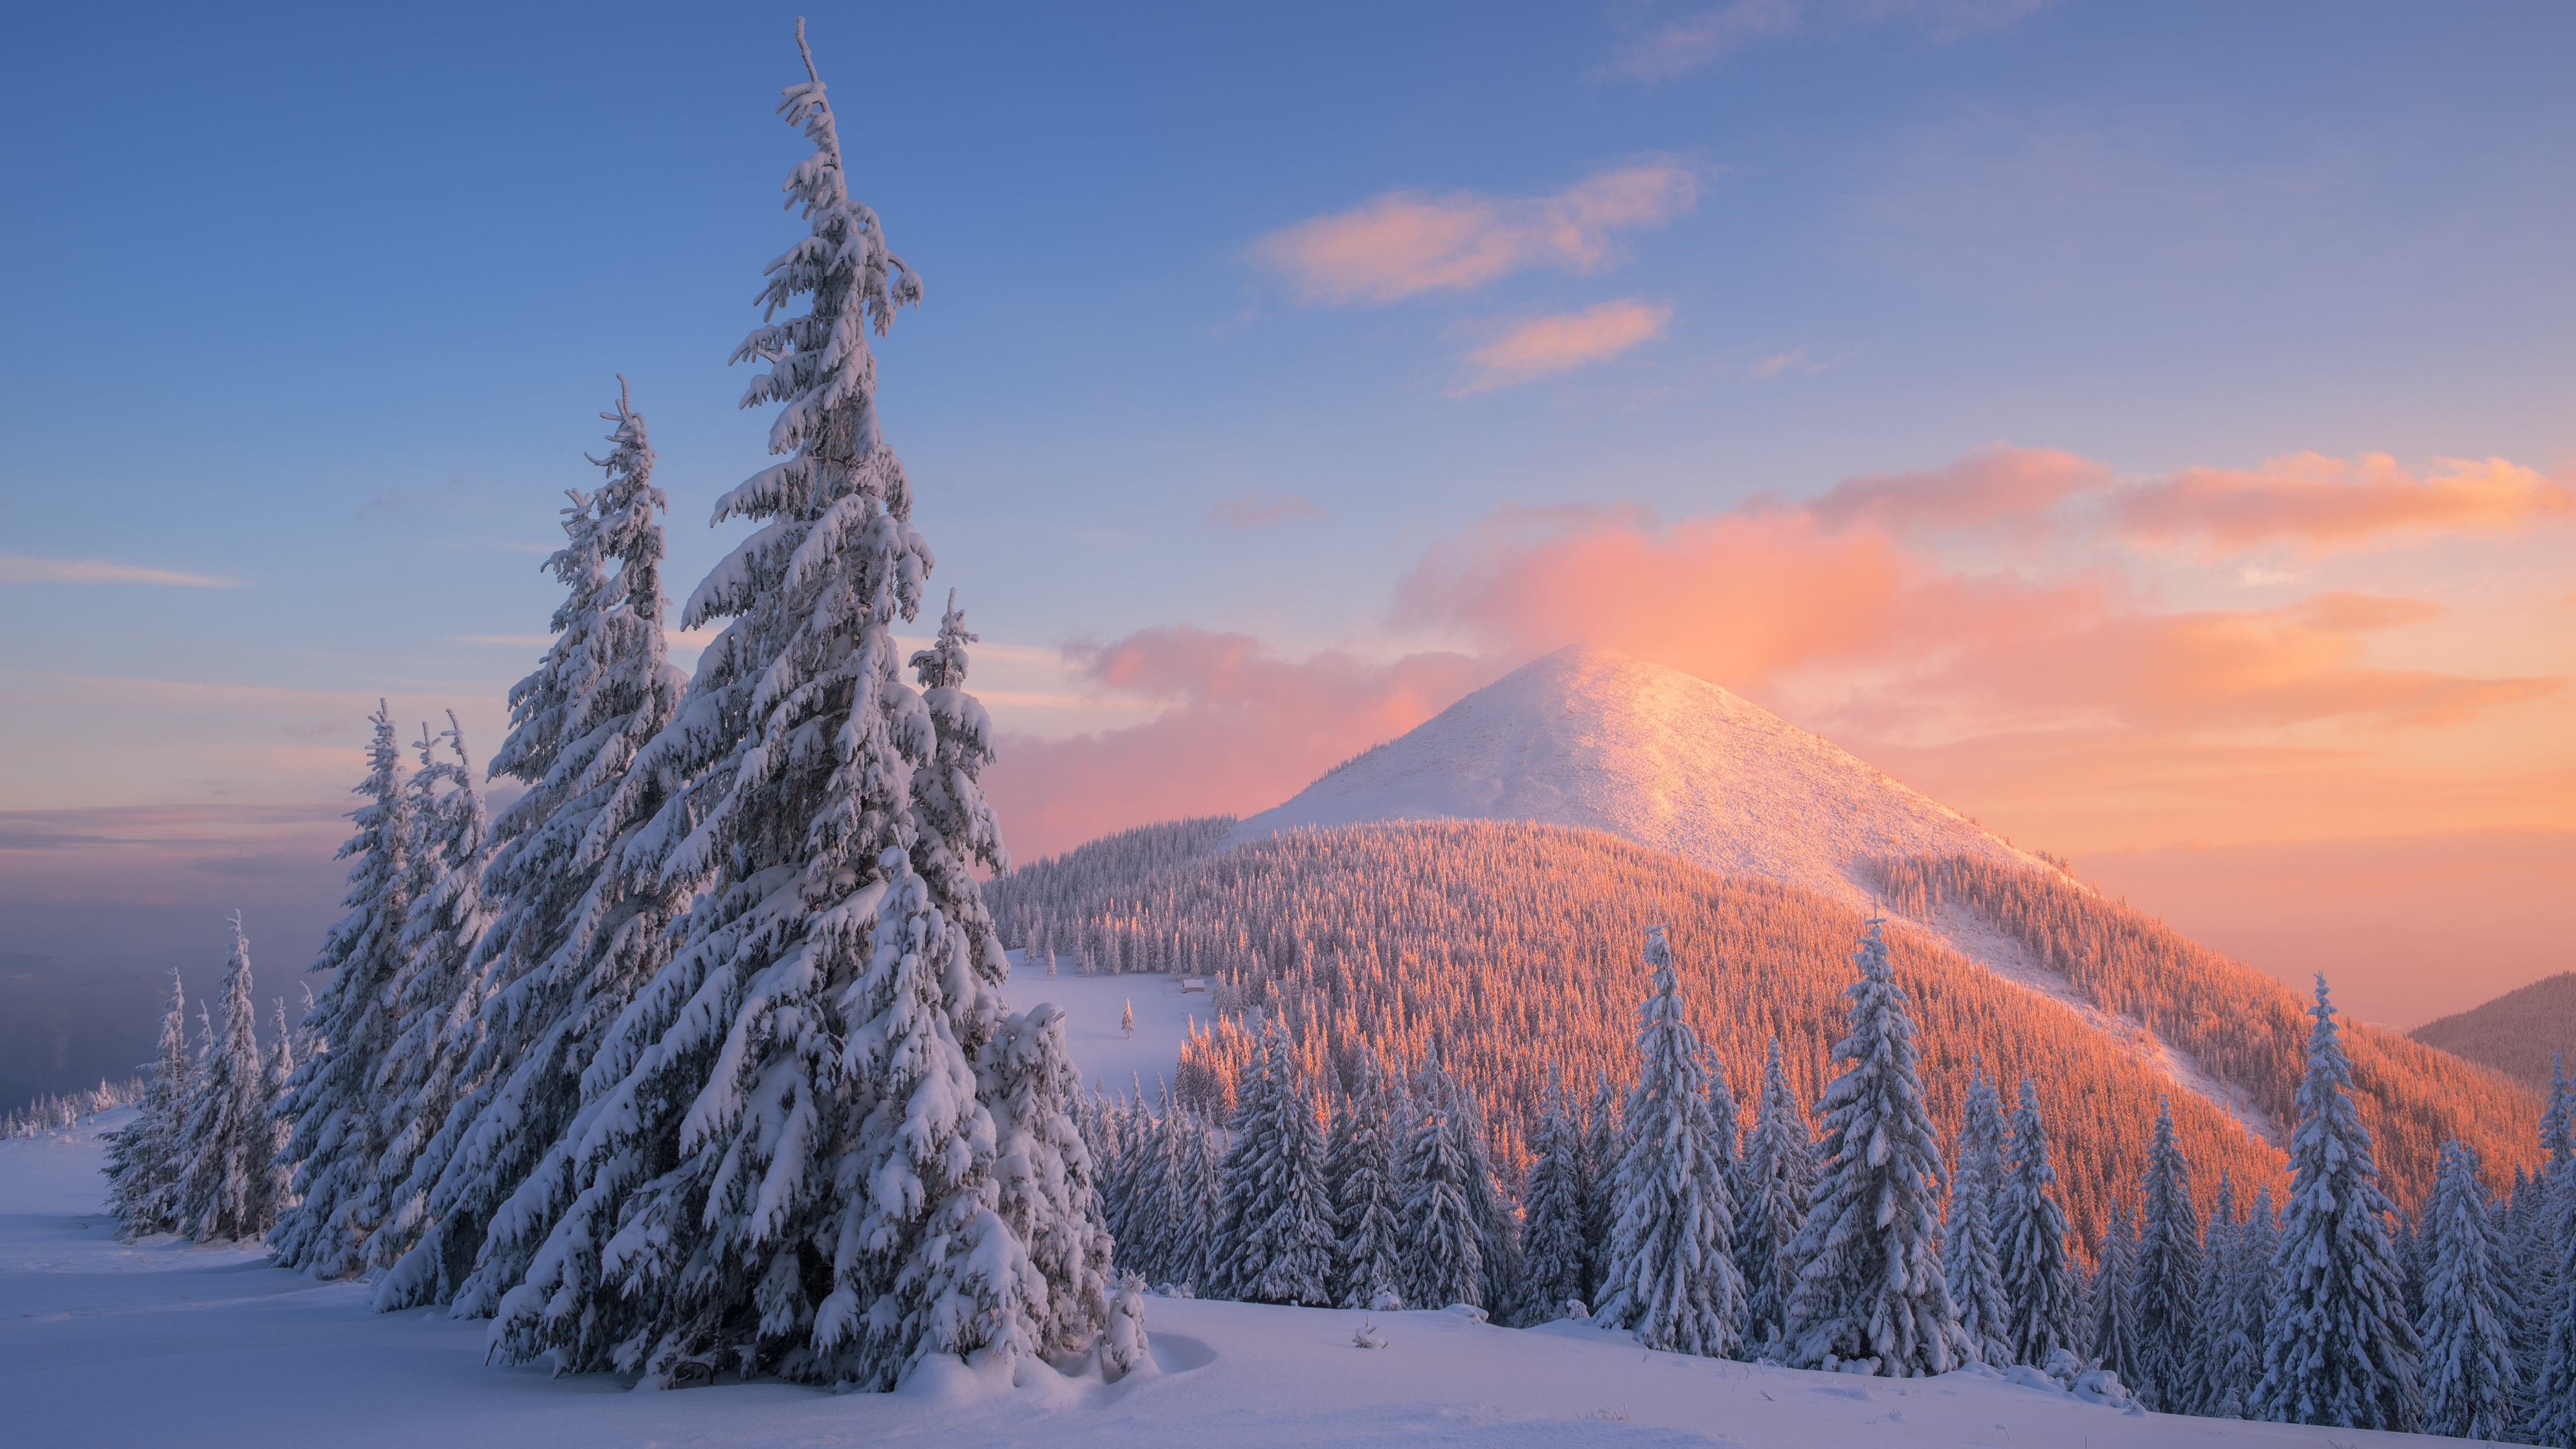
[1604,0,2053,84]
[0,555,241,587]
[1248,164,1699,307]
[1205,491,1327,531]
[1453,300,1673,393]
[2109,453,2573,555]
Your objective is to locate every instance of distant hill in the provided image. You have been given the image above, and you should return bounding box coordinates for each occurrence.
[2412,972,2576,1090]
[993,639,2544,1234]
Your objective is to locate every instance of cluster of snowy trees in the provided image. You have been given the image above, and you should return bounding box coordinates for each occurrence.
[998,818,2535,1248]
[1,1076,146,1140]
[102,917,303,1242]
[1090,914,2544,1438]
[98,28,1140,1393]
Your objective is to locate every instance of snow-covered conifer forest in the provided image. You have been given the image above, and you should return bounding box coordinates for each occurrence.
[15,21,2565,1449]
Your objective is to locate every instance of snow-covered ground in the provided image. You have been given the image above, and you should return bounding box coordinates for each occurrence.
[6,1113,2439,1448]
[1004,949,1197,1097]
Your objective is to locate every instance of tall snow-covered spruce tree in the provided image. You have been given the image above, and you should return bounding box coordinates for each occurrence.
[105,967,195,1237]
[2417,1140,2516,1440]
[1942,1067,2009,1366]
[1737,1037,1817,1353]
[1516,1067,1591,1323]
[2131,1095,2202,1411]
[490,24,1077,1391]
[429,380,685,1321]
[2253,975,2420,1432]
[271,703,413,1277]
[1590,925,1743,1358]
[174,915,286,1242]
[1781,920,1968,1376]
[1996,1078,2075,1368]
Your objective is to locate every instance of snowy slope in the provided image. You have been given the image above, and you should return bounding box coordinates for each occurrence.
[1,1119,2438,1449]
[1238,645,2038,912]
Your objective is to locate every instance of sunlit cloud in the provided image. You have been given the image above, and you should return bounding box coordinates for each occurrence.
[1205,491,1326,531]
[1452,300,1673,393]
[1248,164,1698,307]
[0,555,241,587]
[1803,444,2106,537]
[2109,452,2573,555]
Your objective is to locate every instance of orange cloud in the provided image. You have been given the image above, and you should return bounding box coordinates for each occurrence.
[1453,300,1672,392]
[1247,165,1698,307]
[1392,502,2078,686]
[2110,451,2573,554]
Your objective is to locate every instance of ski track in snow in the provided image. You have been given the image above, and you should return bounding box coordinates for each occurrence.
[1910,907,2284,1148]
[1,1116,2431,1449]
[1226,644,2281,1151]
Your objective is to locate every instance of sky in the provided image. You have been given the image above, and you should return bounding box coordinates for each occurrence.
[1,1,2569,1029]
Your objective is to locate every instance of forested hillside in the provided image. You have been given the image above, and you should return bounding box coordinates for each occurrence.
[990,819,2536,1238]
[2410,971,2576,1089]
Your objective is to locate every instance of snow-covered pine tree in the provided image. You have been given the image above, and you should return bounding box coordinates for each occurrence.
[271,703,413,1277]
[1782,920,1968,1376]
[435,380,684,1321]
[2223,1189,2281,1413]
[367,712,496,1304]
[1422,1055,1517,1313]
[2418,1140,2517,1440]
[1943,1067,2010,1366]
[2131,1095,2203,1411]
[105,967,193,1237]
[1582,1072,1621,1307]
[1996,1078,2076,1367]
[1110,1089,1171,1283]
[494,27,1034,1391]
[1242,1039,1338,1307]
[1399,1058,1486,1311]
[1516,1067,1590,1323]
[1330,1048,1404,1311]
[985,1003,1114,1355]
[2090,1201,2145,1389]
[2253,975,2421,1432]
[1737,1037,1817,1354]
[265,996,297,1212]
[2198,1170,2247,1417]
[173,914,284,1242]
[1210,1016,1290,1301]
[1591,925,1744,1358]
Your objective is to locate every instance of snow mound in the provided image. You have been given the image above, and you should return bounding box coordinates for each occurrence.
[1238,645,2039,910]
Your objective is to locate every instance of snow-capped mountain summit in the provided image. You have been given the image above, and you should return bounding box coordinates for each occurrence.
[1239,643,2038,910]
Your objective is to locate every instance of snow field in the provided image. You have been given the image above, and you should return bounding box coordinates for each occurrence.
[1005,949,1197,1096]
[4,1116,2443,1448]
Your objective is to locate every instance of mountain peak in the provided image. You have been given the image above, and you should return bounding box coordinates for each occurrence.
[1238,645,2037,907]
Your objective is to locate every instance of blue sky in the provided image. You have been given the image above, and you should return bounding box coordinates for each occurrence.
[3,2,2571,1022]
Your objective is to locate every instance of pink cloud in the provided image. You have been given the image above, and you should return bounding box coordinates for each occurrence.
[1454,300,1673,392]
[980,630,1493,862]
[1804,444,2107,536]
[1204,491,1326,531]
[1247,165,1698,307]
[2110,452,2573,554]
